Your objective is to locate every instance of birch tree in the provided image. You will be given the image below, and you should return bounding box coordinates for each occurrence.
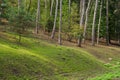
[106,0,110,45]
[18,0,21,13]
[36,0,40,34]
[51,0,58,39]
[97,0,103,44]
[50,0,54,16]
[28,0,31,12]
[91,0,98,46]
[83,0,91,43]
[68,0,71,29]
[58,0,62,45]
[78,0,85,47]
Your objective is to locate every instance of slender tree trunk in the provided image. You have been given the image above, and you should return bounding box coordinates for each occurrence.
[83,0,91,43]
[44,0,47,32]
[51,0,58,39]
[97,0,103,44]
[36,0,40,34]
[28,0,31,12]
[50,0,54,16]
[68,0,71,29]
[67,0,71,41]
[58,0,62,45]
[79,0,85,27]
[18,0,21,43]
[91,0,98,46]
[106,0,110,45]
[18,0,21,14]
[78,0,85,47]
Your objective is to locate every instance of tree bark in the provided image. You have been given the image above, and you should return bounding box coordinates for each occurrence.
[92,0,98,46]
[68,0,71,29]
[28,0,31,12]
[83,0,91,43]
[18,0,21,14]
[97,0,103,45]
[58,0,62,45]
[50,0,54,16]
[78,0,85,47]
[36,0,40,34]
[106,0,110,45]
[51,0,58,39]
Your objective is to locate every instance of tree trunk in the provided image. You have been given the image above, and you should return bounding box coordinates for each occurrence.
[28,0,31,12]
[68,0,71,29]
[18,0,21,14]
[51,0,58,39]
[50,0,54,16]
[91,0,98,46]
[97,0,103,45]
[36,0,40,34]
[44,0,47,32]
[79,0,85,27]
[58,0,62,45]
[106,0,110,45]
[83,0,91,43]
[78,0,85,47]
[67,0,71,41]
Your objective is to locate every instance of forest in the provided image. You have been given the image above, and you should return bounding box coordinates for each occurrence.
[0,0,120,80]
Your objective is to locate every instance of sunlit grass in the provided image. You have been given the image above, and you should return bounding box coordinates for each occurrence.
[0,32,119,80]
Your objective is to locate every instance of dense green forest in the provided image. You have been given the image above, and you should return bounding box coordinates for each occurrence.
[0,0,120,80]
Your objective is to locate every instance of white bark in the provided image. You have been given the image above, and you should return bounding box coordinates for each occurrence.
[83,0,91,43]
[58,0,62,45]
[97,0,103,44]
[80,0,85,27]
[68,0,71,29]
[36,0,40,34]
[92,0,98,46]
[50,0,54,16]
[18,0,21,13]
[51,0,58,39]
[78,0,85,47]
[106,0,109,45]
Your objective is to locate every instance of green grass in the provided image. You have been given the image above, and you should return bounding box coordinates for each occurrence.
[0,32,119,80]
[89,62,120,80]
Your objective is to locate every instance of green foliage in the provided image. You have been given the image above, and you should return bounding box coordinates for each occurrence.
[7,5,35,42]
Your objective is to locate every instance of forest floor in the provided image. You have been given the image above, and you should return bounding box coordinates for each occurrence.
[0,29,120,80]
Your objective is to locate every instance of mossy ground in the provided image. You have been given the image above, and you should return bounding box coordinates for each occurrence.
[0,32,120,80]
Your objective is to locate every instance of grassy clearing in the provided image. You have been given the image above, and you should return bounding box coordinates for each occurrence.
[0,32,120,80]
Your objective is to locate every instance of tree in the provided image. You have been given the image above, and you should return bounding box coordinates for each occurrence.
[27,0,31,12]
[8,0,34,43]
[18,0,21,14]
[58,0,62,45]
[50,0,54,16]
[36,0,40,34]
[51,0,58,39]
[83,0,91,43]
[68,0,71,29]
[106,0,109,45]
[67,0,72,41]
[78,0,85,47]
[92,0,98,46]
[97,0,103,44]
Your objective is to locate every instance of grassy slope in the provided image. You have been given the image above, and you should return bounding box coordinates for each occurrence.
[0,32,119,80]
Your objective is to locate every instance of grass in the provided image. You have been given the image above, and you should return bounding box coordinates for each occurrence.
[0,31,120,80]
[89,62,120,80]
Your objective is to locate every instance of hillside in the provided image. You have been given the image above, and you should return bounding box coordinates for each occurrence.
[0,32,120,80]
